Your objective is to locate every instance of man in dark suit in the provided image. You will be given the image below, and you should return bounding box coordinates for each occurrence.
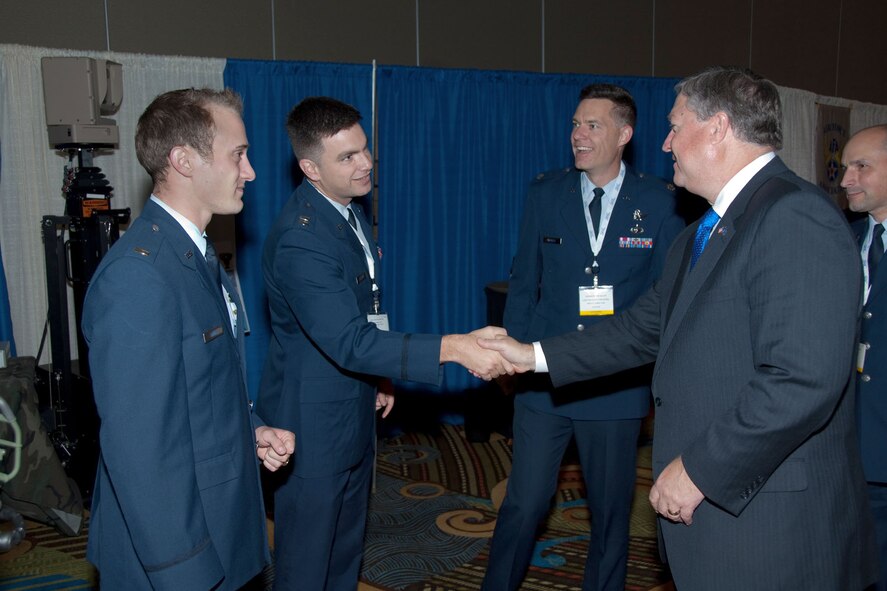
[482,84,684,591]
[259,96,511,590]
[842,123,887,591]
[479,67,878,590]
[82,88,296,590]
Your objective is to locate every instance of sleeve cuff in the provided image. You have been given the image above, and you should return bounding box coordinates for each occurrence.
[533,341,548,373]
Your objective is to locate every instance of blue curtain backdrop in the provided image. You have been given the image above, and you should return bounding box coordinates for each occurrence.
[0,244,15,356]
[224,59,679,397]
[375,66,679,394]
[0,147,16,356]
[224,59,373,394]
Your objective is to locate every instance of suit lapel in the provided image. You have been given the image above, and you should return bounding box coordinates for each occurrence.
[192,245,233,337]
[663,233,695,325]
[560,173,594,260]
[303,184,371,272]
[658,158,788,359]
[142,201,234,341]
[351,202,380,271]
[218,265,249,372]
[870,265,887,301]
[142,200,205,286]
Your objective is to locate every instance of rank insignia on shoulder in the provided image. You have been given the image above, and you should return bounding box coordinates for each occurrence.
[543,236,563,244]
[133,247,150,256]
[298,215,311,227]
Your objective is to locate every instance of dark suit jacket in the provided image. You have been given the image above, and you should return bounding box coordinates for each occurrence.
[505,166,684,419]
[83,199,269,590]
[853,216,887,484]
[258,181,442,478]
[540,157,878,589]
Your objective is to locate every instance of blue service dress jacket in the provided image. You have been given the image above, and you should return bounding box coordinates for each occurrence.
[853,216,887,484]
[82,199,269,590]
[258,181,443,478]
[505,166,684,419]
[540,157,878,590]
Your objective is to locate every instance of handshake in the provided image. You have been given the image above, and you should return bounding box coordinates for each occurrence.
[439,326,537,380]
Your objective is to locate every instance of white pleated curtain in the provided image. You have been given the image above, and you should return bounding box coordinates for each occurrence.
[0,44,224,361]
[778,85,887,181]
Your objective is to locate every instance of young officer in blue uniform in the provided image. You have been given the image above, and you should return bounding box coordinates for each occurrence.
[260,96,511,590]
[482,84,684,591]
[83,88,295,590]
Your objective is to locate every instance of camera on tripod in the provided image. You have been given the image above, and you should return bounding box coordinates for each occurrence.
[37,57,131,499]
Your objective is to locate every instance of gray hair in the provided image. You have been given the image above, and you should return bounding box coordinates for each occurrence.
[676,66,782,150]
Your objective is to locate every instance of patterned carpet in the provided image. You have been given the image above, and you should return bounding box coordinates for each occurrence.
[0,424,672,590]
[0,519,93,589]
[363,425,671,591]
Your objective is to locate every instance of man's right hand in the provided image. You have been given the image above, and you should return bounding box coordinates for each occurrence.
[477,335,536,373]
[440,326,515,381]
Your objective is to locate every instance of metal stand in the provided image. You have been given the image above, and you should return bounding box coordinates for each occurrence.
[37,148,129,497]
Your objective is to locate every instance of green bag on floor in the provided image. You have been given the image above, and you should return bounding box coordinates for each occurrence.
[0,357,82,537]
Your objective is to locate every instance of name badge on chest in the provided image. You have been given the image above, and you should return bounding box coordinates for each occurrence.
[367,286,388,330]
[368,314,389,331]
[579,285,615,316]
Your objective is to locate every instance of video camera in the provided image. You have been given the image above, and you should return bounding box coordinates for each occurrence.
[37,57,130,499]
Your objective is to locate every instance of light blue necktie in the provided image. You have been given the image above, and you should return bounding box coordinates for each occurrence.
[690,208,720,268]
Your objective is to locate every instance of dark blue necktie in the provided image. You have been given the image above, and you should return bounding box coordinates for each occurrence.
[588,187,604,235]
[347,207,358,230]
[690,208,720,268]
[205,239,222,288]
[870,224,885,278]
